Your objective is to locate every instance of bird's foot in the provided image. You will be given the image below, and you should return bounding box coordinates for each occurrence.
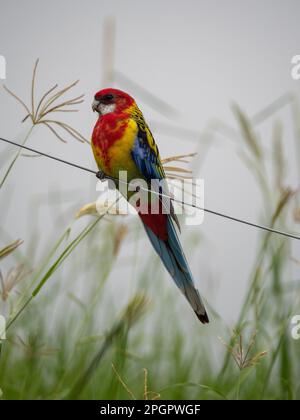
[96,170,107,181]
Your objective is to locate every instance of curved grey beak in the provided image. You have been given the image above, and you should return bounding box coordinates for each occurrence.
[92,99,100,113]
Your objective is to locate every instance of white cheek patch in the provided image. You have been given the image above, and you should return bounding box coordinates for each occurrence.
[99,103,116,115]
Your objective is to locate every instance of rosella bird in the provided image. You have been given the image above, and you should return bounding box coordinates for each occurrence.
[91,88,209,324]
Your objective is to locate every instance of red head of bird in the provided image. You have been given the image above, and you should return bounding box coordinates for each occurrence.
[92,88,135,116]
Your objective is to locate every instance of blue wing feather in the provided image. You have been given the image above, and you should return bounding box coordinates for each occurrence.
[131,120,209,323]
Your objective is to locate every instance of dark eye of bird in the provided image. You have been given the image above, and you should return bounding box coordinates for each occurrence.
[102,93,114,101]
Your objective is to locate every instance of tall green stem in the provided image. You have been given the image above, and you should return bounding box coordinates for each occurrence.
[5,215,102,332]
[0,125,34,189]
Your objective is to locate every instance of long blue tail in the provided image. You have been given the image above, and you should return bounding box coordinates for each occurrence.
[142,216,209,324]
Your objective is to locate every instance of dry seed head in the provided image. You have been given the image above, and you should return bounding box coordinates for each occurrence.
[293,206,300,223]
[0,239,23,261]
[219,329,267,371]
[161,152,197,165]
[271,187,294,225]
[111,364,160,401]
[162,152,196,181]
[10,335,58,359]
[0,264,30,301]
[272,120,286,191]
[76,202,98,219]
[113,224,128,256]
[121,294,150,327]
[233,104,262,160]
[76,200,128,219]
[3,59,88,144]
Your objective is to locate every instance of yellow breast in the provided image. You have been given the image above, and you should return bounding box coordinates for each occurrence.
[92,118,140,181]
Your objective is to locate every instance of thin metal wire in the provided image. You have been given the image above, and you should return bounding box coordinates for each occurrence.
[0,137,96,175]
[1,136,300,241]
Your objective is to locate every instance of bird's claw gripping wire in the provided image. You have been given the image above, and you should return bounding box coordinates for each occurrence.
[96,170,107,181]
[95,170,116,188]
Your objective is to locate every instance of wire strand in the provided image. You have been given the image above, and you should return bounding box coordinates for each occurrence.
[1,136,300,241]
